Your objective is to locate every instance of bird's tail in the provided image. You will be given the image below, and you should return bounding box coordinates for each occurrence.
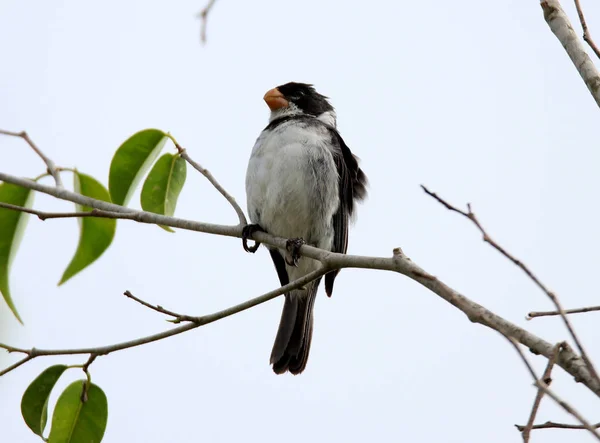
[270,278,321,375]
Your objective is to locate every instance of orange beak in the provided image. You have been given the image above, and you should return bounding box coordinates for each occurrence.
[263,88,289,110]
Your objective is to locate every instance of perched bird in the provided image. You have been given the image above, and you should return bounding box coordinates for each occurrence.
[244,82,367,374]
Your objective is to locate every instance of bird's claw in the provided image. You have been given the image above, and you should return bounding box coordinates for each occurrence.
[285,237,305,267]
[242,224,264,253]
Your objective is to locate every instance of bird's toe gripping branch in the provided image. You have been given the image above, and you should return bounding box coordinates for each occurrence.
[242,224,264,253]
[285,237,305,267]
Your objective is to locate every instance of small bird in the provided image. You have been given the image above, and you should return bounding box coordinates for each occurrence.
[244,82,367,374]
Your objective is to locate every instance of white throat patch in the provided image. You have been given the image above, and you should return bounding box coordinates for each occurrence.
[269,105,337,127]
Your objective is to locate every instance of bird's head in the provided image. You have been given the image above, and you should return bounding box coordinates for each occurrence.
[263,82,336,126]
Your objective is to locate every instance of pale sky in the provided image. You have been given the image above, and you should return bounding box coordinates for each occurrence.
[2,1,600,442]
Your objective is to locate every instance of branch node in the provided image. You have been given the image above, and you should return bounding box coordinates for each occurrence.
[124,290,188,322]
[411,270,436,280]
[82,354,97,373]
[574,0,600,59]
[0,128,63,187]
[197,0,217,44]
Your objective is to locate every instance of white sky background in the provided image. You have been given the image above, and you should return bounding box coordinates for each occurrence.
[1,0,600,442]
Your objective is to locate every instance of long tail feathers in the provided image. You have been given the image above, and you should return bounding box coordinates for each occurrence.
[270,278,321,375]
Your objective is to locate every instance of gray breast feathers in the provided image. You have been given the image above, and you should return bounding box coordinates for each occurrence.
[245,120,340,250]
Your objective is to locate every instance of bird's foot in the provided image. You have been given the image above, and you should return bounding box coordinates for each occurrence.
[242,224,264,253]
[285,237,305,267]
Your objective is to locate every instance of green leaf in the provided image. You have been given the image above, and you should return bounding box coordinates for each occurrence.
[59,173,116,285]
[109,129,168,206]
[48,381,108,443]
[140,153,187,232]
[0,182,34,323]
[21,365,68,438]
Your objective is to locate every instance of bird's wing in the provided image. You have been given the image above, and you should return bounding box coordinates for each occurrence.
[325,128,368,297]
[269,248,289,286]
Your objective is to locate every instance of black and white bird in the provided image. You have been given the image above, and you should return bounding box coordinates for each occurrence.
[243,82,367,374]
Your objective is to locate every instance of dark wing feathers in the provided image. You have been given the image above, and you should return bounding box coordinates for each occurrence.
[324,129,367,297]
[269,249,289,286]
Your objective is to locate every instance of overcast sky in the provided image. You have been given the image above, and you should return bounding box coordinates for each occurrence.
[2,1,600,442]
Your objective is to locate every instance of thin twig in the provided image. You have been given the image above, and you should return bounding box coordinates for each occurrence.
[0,129,63,187]
[197,0,217,44]
[1,172,599,397]
[0,201,128,220]
[0,266,330,376]
[0,355,33,377]
[507,337,538,379]
[535,382,600,439]
[124,290,187,320]
[508,337,600,441]
[528,305,600,319]
[574,0,600,59]
[519,343,562,442]
[174,143,247,226]
[516,421,600,431]
[422,185,600,386]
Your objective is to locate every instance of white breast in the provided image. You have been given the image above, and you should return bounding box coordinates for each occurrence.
[245,121,340,252]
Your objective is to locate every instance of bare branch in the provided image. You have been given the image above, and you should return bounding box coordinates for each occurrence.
[519,343,562,442]
[0,355,33,377]
[540,0,600,108]
[528,305,600,319]
[422,185,600,387]
[1,172,599,397]
[516,421,600,431]
[0,201,131,221]
[535,382,600,440]
[0,266,330,376]
[0,172,241,236]
[421,186,555,287]
[0,129,63,187]
[197,0,217,44]
[508,338,600,441]
[174,142,247,225]
[574,0,600,59]
[123,290,188,320]
[508,337,539,380]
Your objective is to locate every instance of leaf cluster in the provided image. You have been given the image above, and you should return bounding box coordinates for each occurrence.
[1,129,187,442]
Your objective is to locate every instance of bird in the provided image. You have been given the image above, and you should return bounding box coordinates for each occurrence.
[243,82,367,374]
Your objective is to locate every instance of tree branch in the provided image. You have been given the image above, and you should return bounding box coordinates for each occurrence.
[0,172,241,237]
[197,0,217,44]
[0,355,33,377]
[422,185,600,387]
[528,305,600,319]
[574,0,600,59]
[519,343,562,442]
[1,172,599,397]
[516,421,600,431]
[0,266,330,376]
[174,142,247,226]
[508,338,600,441]
[540,0,600,108]
[535,382,600,440]
[0,201,130,221]
[123,290,187,320]
[0,129,63,188]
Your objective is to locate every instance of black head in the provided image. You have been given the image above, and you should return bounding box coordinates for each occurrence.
[264,82,334,117]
